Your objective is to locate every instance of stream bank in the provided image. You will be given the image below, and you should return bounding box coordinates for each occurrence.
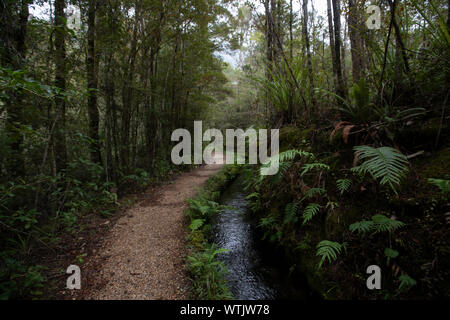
[212,175,316,300]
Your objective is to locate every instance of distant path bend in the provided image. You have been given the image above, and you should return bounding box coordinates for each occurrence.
[80,158,223,300]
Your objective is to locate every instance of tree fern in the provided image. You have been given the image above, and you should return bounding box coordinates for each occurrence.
[336,179,352,195]
[316,240,347,269]
[352,146,409,194]
[302,203,321,225]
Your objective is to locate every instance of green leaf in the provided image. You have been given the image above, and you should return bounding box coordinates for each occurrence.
[189,219,205,231]
[302,203,321,225]
[352,146,409,194]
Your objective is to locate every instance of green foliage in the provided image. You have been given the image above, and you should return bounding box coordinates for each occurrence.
[427,178,450,196]
[256,60,306,112]
[283,203,299,225]
[187,244,232,300]
[259,149,315,178]
[122,168,151,189]
[398,274,417,292]
[245,192,260,212]
[348,220,374,235]
[301,163,330,176]
[301,188,326,201]
[339,79,377,124]
[352,146,409,194]
[316,240,347,269]
[349,214,406,235]
[185,165,239,300]
[0,253,45,300]
[336,179,352,195]
[189,219,205,231]
[384,248,399,265]
[302,203,322,225]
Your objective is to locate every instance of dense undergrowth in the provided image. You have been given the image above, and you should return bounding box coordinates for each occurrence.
[244,124,449,299]
[185,165,241,300]
[0,157,184,300]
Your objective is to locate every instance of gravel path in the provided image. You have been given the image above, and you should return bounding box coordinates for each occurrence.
[79,160,223,300]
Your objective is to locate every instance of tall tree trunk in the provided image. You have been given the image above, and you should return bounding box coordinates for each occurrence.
[302,0,316,108]
[327,0,339,95]
[87,0,101,165]
[332,0,346,99]
[264,0,273,121]
[389,0,410,74]
[348,0,364,83]
[54,0,67,172]
[289,0,293,60]
[121,13,139,172]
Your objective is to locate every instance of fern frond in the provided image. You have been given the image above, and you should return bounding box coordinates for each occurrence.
[246,192,260,200]
[326,201,339,211]
[189,219,205,231]
[352,146,409,194]
[349,214,405,235]
[316,240,347,269]
[336,179,352,195]
[349,220,374,234]
[301,188,326,201]
[302,203,322,225]
[371,214,405,234]
[279,149,315,162]
[301,163,330,176]
[259,149,314,178]
[428,178,450,194]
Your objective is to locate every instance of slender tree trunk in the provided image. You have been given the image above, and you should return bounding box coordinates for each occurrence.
[289,0,293,61]
[264,0,273,121]
[87,0,101,165]
[54,0,67,172]
[332,0,346,99]
[389,0,410,74]
[302,0,316,108]
[327,0,339,94]
[121,8,139,172]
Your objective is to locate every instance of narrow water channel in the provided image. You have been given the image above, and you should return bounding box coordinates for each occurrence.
[212,175,311,300]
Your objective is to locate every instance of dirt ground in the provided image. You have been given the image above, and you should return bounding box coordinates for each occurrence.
[61,159,223,300]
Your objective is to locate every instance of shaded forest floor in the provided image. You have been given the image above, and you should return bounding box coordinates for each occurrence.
[48,161,223,300]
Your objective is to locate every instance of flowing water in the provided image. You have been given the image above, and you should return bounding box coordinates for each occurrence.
[212,175,311,300]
